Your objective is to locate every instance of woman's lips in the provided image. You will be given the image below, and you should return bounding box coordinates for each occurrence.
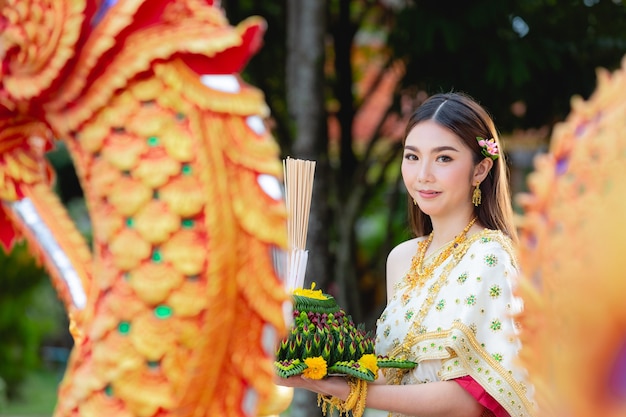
[417,190,441,199]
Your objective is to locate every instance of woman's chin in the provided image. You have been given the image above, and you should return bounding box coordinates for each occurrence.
[417,205,440,217]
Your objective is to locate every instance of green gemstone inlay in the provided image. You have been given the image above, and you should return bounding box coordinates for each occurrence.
[176,112,186,121]
[153,190,160,199]
[147,136,159,146]
[484,254,498,267]
[118,321,131,334]
[152,249,162,263]
[182,219,194,229]
[147,360,160,369]
[105,385,113,396]
[126,218,134,228]
[182,164,192,175]
[154,305,172,319]
[490,319,502,331]
[489,285,502,298]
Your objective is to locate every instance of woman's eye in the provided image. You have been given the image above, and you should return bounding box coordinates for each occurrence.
[404,153,418,161]
[437,155,452,162]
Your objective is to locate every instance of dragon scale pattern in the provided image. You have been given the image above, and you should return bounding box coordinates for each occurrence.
[0,1,289,416]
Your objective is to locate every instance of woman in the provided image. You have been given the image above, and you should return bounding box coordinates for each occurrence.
[278,93,534,417]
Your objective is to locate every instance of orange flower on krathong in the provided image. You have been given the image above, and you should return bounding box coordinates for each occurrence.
[303,356,327,380]
[358,354,379,377]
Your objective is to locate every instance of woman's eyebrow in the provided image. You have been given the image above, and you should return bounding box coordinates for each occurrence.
[433,145,460,153]
[404,145,460,153]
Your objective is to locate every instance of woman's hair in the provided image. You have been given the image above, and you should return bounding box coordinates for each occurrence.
[403,92,518,243]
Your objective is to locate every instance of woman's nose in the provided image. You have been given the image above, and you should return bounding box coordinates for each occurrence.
[417,161,433,183]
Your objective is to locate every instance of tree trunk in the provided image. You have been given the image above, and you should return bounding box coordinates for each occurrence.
[286,1,328,416]
[286,0,330,289]
[333,0,358,185]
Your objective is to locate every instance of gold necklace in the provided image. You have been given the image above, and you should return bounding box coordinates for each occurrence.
[407,217,477,288]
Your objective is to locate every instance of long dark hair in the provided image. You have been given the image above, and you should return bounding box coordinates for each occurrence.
[404,92,518,243]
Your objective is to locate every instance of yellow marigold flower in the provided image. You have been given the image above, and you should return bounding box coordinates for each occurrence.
[303,356,327,380]
[293,282,328,301]
[359,354,379,377]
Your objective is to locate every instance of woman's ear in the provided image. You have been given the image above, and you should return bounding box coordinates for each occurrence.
[473,157,494,183]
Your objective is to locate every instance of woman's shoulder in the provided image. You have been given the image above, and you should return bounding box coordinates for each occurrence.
[387,236,424,262]
[468,228,515,247]
[464,229,518,267]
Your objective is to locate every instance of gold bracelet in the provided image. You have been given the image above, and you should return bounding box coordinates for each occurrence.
[317,377,368,417]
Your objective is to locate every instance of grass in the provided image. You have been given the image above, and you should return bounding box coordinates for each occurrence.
[0,368,61,417]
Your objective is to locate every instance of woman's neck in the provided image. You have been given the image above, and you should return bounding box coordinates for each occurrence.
[428,213,479,250]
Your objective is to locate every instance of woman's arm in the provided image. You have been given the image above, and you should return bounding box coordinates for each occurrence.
[277,376,484,417]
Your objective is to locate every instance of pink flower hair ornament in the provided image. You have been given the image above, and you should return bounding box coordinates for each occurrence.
[476,137,499,160]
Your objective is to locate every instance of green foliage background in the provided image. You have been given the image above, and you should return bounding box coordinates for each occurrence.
[0,243,66,401]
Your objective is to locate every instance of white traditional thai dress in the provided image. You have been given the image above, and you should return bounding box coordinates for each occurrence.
[375,229,534,417]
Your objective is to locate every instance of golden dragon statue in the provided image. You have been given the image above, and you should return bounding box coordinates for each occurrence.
[517,57,626,417]
[0,0,290,415]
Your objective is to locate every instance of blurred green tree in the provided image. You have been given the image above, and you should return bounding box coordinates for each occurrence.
[222,0,626,327]
[0,243,65,399]
[389,0,626,129]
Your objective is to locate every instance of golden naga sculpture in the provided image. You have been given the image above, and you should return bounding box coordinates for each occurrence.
[517,57,626,417]
[0,0,290,416]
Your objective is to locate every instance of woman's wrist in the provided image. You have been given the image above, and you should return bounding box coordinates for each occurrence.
[337,378,352,400]
[317,376,351,400]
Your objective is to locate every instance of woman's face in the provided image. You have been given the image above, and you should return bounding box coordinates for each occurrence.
[401,120,477,220]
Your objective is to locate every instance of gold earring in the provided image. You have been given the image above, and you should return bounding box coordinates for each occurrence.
[472,182,482,206]
[413,198,417,206]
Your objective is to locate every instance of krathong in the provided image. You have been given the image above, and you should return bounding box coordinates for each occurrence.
[275,284,417,382]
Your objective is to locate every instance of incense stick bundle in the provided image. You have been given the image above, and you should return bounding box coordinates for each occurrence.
[283,157,316,290]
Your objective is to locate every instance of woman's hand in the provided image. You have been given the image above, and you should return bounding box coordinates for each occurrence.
[274,375,351,400]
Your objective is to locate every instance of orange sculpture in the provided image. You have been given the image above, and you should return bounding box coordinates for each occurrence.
[517,57,626,417]
[0,1,288,416]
